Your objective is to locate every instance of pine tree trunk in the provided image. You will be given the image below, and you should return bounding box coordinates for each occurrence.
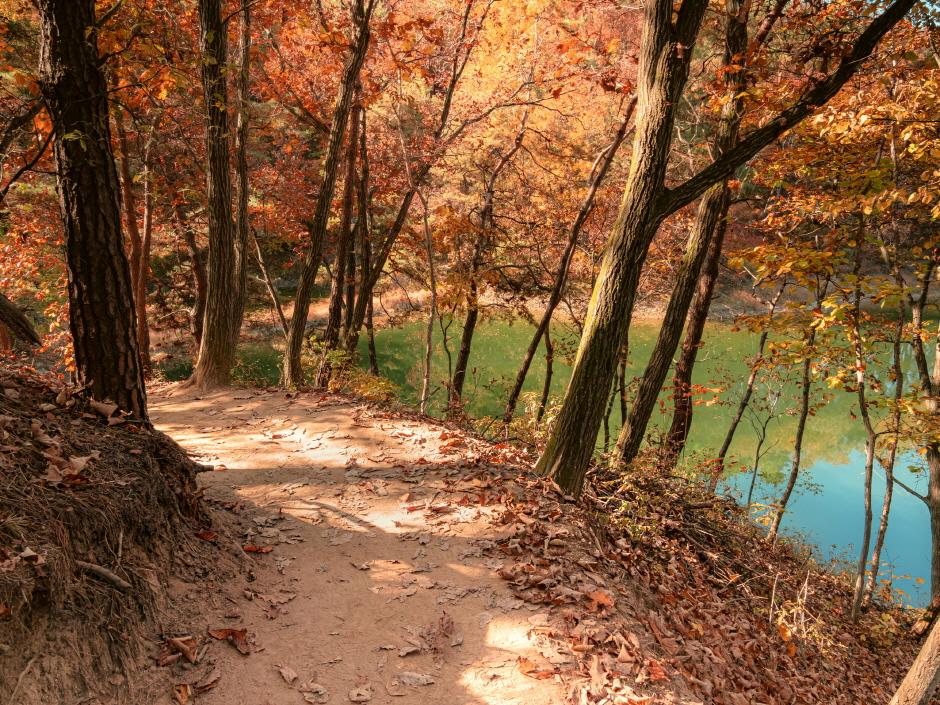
[534,0,709,495]
[283,2,372,387]
[37,0,148,420]
[890,618,940,705]
[190,0,242,389]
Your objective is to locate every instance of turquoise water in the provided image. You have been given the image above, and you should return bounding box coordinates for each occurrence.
[362,317,933,606]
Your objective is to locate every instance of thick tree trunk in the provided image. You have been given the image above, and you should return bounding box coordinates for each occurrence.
[190,0,243,389]
[37,0,147,420]
[890,619,940,705]
[502,104,634,423]
[614,183,728,464]
[534,0,709,495]
[615,0,751,466]
[283,1,372,387]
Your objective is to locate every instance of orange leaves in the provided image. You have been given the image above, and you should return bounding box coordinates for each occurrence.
[517,656,558,680]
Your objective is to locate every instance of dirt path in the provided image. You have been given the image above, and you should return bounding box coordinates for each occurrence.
[149,384,567,705]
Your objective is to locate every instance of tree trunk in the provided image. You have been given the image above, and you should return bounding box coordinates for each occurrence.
[190,0,243,389]
[251,230,289,336]
[615,0,752,466]
[666,217,724,457]
[365,294,378,375]
[864,305,904,606]
[890,618,940,705]
[851,234,876,622]
[708,281,786,492]
[909,262,940,599]
[534,0,710,494]
[418,192,437,414]
[283,1,372,387]
[231,0,251,350]
[533,0,916,496]
[665,0,790,458]
[767,280,829,541]
[502,104,634,423]
[0,292,39,346]
[319,98,362,386]
[449,240,481,409]
[178,205,208,347]
[37,0,147,420]
[537,325,554,422]
[613,183,728,464]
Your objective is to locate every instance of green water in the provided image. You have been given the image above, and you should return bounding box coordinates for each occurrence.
[364,318,933,606]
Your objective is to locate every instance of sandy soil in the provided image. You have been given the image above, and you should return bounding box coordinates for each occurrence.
[148,384,567,705]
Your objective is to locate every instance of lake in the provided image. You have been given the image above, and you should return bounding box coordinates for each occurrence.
[363,317,933,606]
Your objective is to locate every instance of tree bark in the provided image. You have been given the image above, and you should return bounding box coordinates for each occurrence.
[502,102,634,423]
[418,191,437,414]
[767,279,829,541]
[851,233,876,622]
[37,0,147,420]
[319,98,362,386]
[890,618,940,705]
[0,292,39,346]
[178,204,208,347]
[282,0,372,387]
[190,0,244,389]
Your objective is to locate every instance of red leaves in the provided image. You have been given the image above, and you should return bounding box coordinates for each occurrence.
[195,530,218,542]
[242,544,273,554]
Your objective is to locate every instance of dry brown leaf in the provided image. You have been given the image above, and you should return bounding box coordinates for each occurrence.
[517,657,557,680]
[208,627,250,655]
[172,683,192,705]
[276,663,298,685]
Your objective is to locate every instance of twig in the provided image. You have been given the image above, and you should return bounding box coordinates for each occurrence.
[75,560,132,592]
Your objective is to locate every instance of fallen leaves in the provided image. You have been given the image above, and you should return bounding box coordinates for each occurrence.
[242,544,273,554]
[207,627,251,655]
[518,656,558,680]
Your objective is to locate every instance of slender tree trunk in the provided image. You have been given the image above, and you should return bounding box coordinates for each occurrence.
[666,0,790,459]
[323,98,362,372]
[534,0,710,494]
[190,0,243,389]
[418,192,437,414]
[283,1,372,387]
[614,184,728,464]
[851,234,876,622]
[537,325,554,422]
[449,241,481,409]
[365,295,378,375]
[864,306,904,606]
[344,111,369,350]
[707,281,785,492]
[909,262,940,598]
[0,292,39,346]
[136,152,153,370]
[251,230,289,336]
[666,209,724,457]
[502,104,634,422]
[450,118,527,408]
[231,0,251,342]
[767,280,829,541]
[891,618,940,705]
[37,0,147,420]
[178,205,208,347]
